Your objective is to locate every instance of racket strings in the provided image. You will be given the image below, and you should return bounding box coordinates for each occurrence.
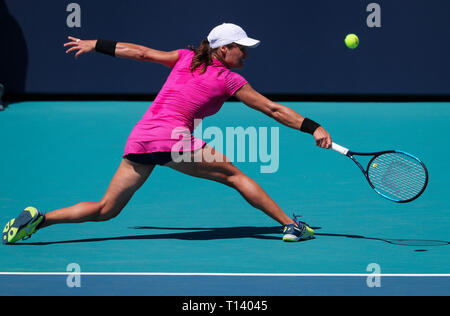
[368,153,427,201]
[370,155,425,199]
[378,160,424,196]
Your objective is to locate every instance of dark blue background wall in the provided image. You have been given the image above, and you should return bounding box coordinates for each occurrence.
[1,0,449,96]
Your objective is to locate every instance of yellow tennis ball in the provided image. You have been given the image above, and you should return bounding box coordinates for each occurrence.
[345,34,359,49]
[372,163,378,168]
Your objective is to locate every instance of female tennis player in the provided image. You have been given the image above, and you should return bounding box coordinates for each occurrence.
[2,23,332,245]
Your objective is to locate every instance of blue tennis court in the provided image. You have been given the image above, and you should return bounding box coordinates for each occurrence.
[0,101,449,296]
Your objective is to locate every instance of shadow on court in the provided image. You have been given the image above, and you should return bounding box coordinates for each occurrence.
[12,226,450,248]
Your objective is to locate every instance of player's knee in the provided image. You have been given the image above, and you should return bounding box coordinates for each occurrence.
[226,172,247,188]
[94,199,121,222]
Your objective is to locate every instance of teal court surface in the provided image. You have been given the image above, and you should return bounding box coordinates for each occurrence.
[0,101,449,295]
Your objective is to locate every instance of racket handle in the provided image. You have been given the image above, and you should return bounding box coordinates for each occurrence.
[332,142,349,156]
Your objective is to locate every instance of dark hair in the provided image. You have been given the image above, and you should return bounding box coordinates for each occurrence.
[188,39,214,74]
[188,40,239,74]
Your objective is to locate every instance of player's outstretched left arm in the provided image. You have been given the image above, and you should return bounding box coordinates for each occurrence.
[64,36,179,67]
[235,83,332,149]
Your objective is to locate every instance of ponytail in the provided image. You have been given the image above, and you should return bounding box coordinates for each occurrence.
[189,39,214,74]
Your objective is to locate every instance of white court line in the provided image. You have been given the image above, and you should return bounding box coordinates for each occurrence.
[0,272,449,277]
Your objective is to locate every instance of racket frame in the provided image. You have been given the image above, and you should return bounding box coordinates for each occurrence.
[332,143,429,203]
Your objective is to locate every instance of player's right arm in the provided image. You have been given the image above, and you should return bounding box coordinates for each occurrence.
[64,36,179,68]
[234,83,332,148]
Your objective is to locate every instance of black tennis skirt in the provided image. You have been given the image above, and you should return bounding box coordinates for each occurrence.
[124,152,173,166]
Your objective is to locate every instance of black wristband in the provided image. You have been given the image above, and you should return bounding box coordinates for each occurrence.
[95,39,117,57]
[300,118,321,135]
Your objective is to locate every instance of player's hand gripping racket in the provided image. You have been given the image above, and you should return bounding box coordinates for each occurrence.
[331,143,428,203]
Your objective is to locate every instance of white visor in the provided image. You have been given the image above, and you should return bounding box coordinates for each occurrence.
[207,23,260,49]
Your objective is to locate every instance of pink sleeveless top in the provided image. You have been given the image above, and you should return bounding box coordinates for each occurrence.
[123,49,248,156]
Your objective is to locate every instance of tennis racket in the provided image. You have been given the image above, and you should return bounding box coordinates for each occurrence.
[331,142,428,203]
